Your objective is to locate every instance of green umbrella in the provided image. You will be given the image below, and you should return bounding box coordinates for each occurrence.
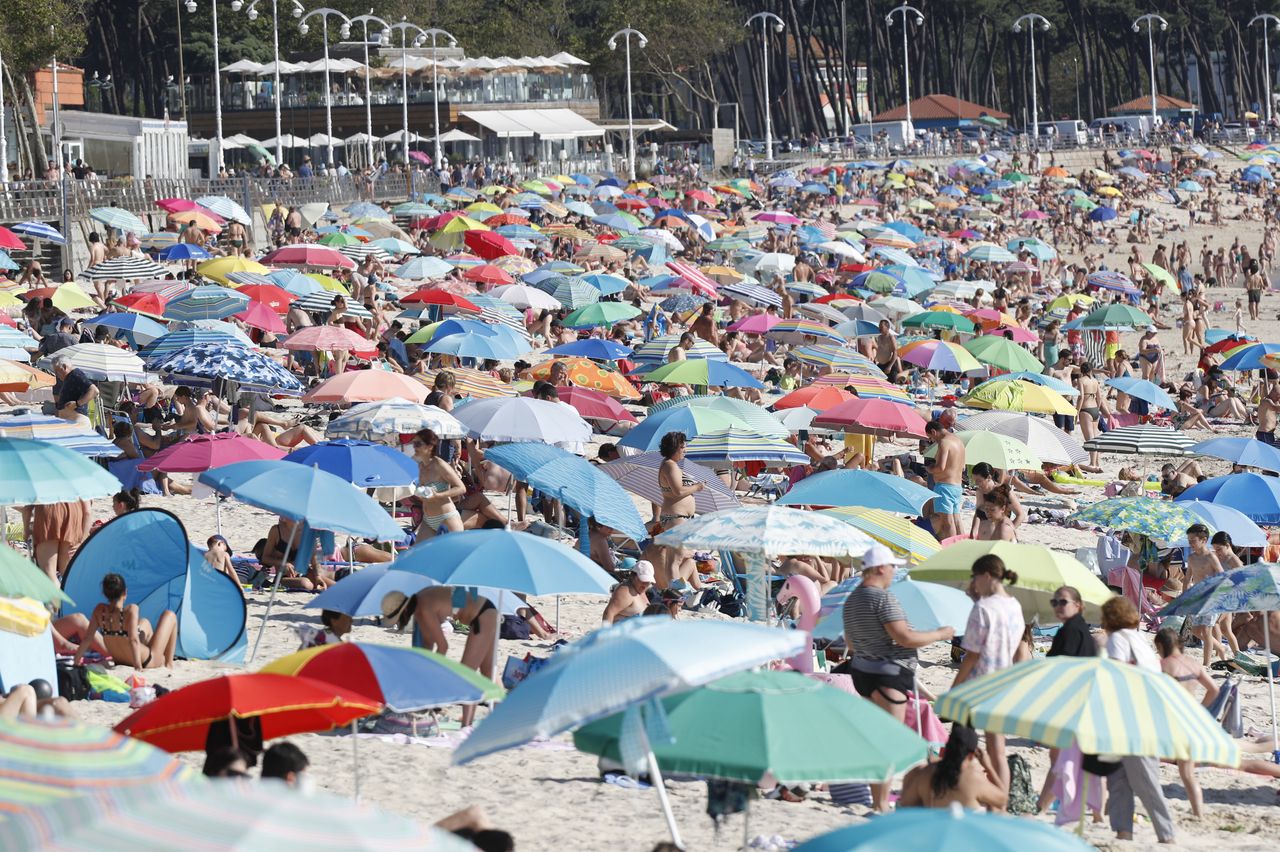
[1079,303,1151,329]
[961,335,1044,372]
[706,236,749,252]
[574,670,929,783]
[901,311,977,334]
[1071,195,1098,210]
[317,232,361,247]
[1141,262,1177,287]
[0,546,73,606]
[563,301,640,328]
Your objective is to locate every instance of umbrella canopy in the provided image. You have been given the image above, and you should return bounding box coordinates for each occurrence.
[1176,473,1280,524]
[392,529,615,596]
[326,398,466,442]
[1082,424,1195,456]
[811,397,927,437]
[0,546,73,605]
[527,357,639,400]
[656,505,873,558]
[899,339,983,373]
[0,717,193,816]
[792,806,1095,852]
[1160,564,1280,620]
[777,469,935,515]
[935,656,1240,765]
[956,411,1088,466]
[1105,376,1176,410]
[452,618,806,764]
[1190,436,1280,472]
[137,329,246,365]
[599,452,740,513]
[962,379,1075,416]
[137,433,283,473]
[48,343,147,382]
[198,460,403,540]
[152,343,303,394]
[0,413,120,458]
[817,507,942,564]
[911,540,1110,623]
[283,325,376,354]
[113,674,381,752]
[451,397,591,444]
[260,643,501,712]
[282,439,418,488]
[163,285,252,320]
[303,370,428,404]
[545,339,633,361]
[79,256,167,282]
[1068,497,1207,540]
[682,428,809,465]
[575,670,928,784]
[647,395,788,438]
[638,359,765,389]
[82,313,169,347]
[961,335,1043,372]
[813,576,972,641]
[925,430,1040,470]
[0,437,121,507]
[1078,303,1150,328]
[1171,500,1267,548]
[307,565,439,618]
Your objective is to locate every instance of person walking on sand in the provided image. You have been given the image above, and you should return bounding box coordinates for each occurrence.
[924,419,965,540]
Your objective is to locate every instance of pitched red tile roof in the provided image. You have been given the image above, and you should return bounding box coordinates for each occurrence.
[872,94,1009,122]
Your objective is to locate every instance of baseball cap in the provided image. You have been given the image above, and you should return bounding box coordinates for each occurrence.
[860,543,905,569]
[633,560,656,583]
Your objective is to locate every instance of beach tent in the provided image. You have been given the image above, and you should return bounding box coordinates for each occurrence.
[62,510,247,663]
[0,597,57,694]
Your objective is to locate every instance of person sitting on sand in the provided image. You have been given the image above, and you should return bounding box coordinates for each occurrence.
[601,560,655,625]
[261,742,311,790]
[899,724,1007,811]
[204,535,237,582]
[72,572,177,670]
[257,516,335,592]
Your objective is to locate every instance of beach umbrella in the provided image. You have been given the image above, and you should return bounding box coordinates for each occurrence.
[195,195,252,225]
[1190,436,1280,472]
[306,565,439,618]
[925,430,1040,470]
[0,437,121,507]
[682,428,809,465]
[45,343,147,382]
[637,358,764,389]
[817,508,942,564]
[234,301,285,334]
[10,221,64,245]
[393,256,455,280]
[563,301,641,328]
[1082,424,1194,456]
[114,673,380,752]
[545,339,632,361]
[618,406,752,453]
[961,336,1043,372]
[961,379,1075,416]
[793,806,1095,852]
[576,669,928,783]
[600,452,739,514]
[542,386,637,431]
[325,398,465,442]
[912,540,1110,623]
[0,413,121,458]
[152,343,303,394]
[936,656,1239,765]
[1104,376,1176,410]
[137,433,283,474]
[162,285,250,320]
[811,397,927,438]
[261,643,501,712]
[452,397,591,444]
[452,618,806,845]
[282,325,376,355]
[419,367,516,400]
[0,546,73,606]
[812,576,971,642]
[778,469,935,514]
[260,244,357,270]
[282,439,418,488]
[956,411,1087,466]
[157,243,212,262]
[774,385,856,412]
[631,334,727,363]
[1172,501,1267,548]
[1175,473,1280,524]
[901,311,977,334]
[393,529,615,597]
[235,283,297,313]
[137,329,245,365]
[81,313,169,348]
[88,207,147,233]
[765,318,843,345]
[23,282,96,311]
[1078,303,1150,328]
[1221,342,1280,371]
[79,256,169,283]
[1068,497,1206,540]
[899,339,984,372]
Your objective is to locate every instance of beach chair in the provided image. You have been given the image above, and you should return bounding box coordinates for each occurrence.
[1096,534,1131,579]
[744,472,790,501]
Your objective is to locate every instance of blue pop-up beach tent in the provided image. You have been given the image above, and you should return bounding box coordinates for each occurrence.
[62,509,247,662]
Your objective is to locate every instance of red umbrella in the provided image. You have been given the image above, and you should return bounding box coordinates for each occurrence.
[462,264,514,286]
[774,386,857,412]
[399,289,479,311]
[463,230,518,260]
[812,293,862,306]
[526,385,637,430]
[235,300,286,334]
[114,674,381,753]
[236,284,297,314]
[0,227,27,251]
[139,432,284,472]
[114,292,168,316]
[485,213,529,227]
[812,397,927,437]
[1205,335,1257,356]
[614,197,649,211]
[685,189,717,206]
[260,245,357,270]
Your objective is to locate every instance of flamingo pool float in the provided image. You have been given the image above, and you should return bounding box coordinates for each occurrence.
[776,575,855,694]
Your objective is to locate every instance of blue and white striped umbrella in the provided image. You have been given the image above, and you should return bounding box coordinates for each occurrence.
[152,343,303,394]
[194,195,252,225]
[721,280,783,308]
[10,221,65,245]
[88,207,148,234]
[82,313,169,348]
[656,505,873,558]
[292,291,372,318]
[631,334,727,363]
[162,286,250,320]
[533,277,599,310]
[0,413,122,458]
[138,329,248,367]
[224,271,276,287]
[79,256,168,282]
[682,428,809,464]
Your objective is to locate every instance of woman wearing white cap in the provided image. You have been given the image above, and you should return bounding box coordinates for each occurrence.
[841,543,955,810]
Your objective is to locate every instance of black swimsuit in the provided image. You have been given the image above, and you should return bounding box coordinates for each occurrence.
[469,599,497,634]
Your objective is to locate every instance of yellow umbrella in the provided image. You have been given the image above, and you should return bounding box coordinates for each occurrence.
[1096,186,1123,198]
[306,273,349,295]
[0,292,21,308]
[819,507,940,563]
[465,201,503,215]
[46,283,97,312]
[1047,294,1095,311]
[197,256,269,285]
[961,379,1075,416]
[702,266,743,284]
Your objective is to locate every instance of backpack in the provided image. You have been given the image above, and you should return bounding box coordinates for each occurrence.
[55,661,91,701]
[1005,753,1038,815]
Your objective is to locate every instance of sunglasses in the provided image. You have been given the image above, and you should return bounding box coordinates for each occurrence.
[1049,598,1074,607]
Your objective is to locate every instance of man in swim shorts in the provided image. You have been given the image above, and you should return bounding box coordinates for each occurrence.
[925,419,966,540]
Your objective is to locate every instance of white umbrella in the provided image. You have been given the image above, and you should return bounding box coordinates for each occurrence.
[491,283,560,311]
[956,411,1089,466]
[753,252,796,277]
[325,398,466,442]
[45,344,147,382]
[452,397,591,444]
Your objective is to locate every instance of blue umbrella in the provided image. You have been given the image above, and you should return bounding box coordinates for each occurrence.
[267,269,324,296]
[1176,473,1280,523]
[157,243,212,262]
[0,252,19,271]
[0,437,122,507]
[986,371,1080,396]
[306,565,439,618]
[282,439,418,488]
[10,221,65,245]
[545,339,633,361]
[777,469,936,515]
[82,313,169,348]
[1169,500,1267,548]
[482,443,646,547]
[793,806,1093,852]
[424,325,525,360]
[1191,436,1280,472]
[1104,376,1176,410]
[1221,342,1280,371]
[151,343,303,394]
[617,405,737,453]
[0,413,122,458]
[813,577,973,641]
[658,293,708,314]
[579,272,630,296]
[162,286,250,320]
[1088,206,1118,222]
[393,256,453,280]
[138,329,247,366]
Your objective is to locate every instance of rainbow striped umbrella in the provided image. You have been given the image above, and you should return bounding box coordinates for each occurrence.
[818,506,941,563]
[0,718,193,815]
[899,339,983,372]
[935,656,1240,765]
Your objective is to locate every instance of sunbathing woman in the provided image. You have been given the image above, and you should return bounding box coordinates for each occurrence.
[259,516,335,591]
[73,573,177,670]
[899,724,1008,810]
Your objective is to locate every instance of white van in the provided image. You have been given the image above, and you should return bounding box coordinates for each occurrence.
[1039,119,1088,145]
[849,120,914,150]
[1090,115,1152,140]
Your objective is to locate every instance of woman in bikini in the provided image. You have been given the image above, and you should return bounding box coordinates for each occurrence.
[656,431,704,589]
[259,516,335,591]
[411,428,466,539]
[73,573,177,670]
[1075,363,1106,470]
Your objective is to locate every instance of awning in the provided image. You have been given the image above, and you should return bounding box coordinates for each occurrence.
[460,108,604,140]
[461,110,536,138]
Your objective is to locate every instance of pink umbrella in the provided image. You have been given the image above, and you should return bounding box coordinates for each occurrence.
[664,260,718,298]
[1020,210,1048,220]
[138,433,284,472]
[155,198,200,214]
[303,370,428,404]
[727,314,780,335]
[283,325,377,355]
[260,245,357,270]
[811,397,928,438]
[754,211,802,226]
[235,301,286,334]
[984,325,1038,344]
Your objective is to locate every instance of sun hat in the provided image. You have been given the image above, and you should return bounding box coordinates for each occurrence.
[380,590,410,623]
[860,542,905,570]
[633,560,656,583]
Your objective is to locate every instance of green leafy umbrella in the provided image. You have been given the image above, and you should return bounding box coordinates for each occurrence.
[574,670,928,783]
[0,546,72,605]
[962,335,1044,372]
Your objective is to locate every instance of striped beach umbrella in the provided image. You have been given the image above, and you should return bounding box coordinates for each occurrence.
[790,345,882,374]
[0,413,121,458]
[326,398,467,442]
[290,291,372,318]
[1082,424,1195,456]
[419,367,516,400]
[682,428,809,464]
[957,411,1088,466]
[49,344,147,382]
[900,339,983,372]
[0,437,122,507]
[649,395,788,438]
[10,221,65,245]
[79,256,168,282]
[195,195,252,225]
[88,207,147,233]
[765,318,843,345]
[0,718,194,816]
[818,506,941,563]
[961,379,1075,416]
[721,280,783,307]
[631,334,727,363]
[600,451,739,513]
[162,285,251,321]
[936,656,1240,765]
[138,329,246,365]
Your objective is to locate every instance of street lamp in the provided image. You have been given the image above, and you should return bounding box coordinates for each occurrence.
[1132,13,1169,132]
[744,12,784,162]
[608,28,648,179]
[233,0,306,167]
[419,28,458,167]
[0,44,8,183]
[1012,13,1051,147]
[349,14,389,168]
[299,7,352,170]
[885,5,924,127]
[384,19,429,165]
[1251,14,1280,128]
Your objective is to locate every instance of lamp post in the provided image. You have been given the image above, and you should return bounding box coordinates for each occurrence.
[385,18,429,165]
[299,7,352,170]
[744,12,784,161]
[0,44,7,183]
[175,0,195,119]
[418,28,458,167]
[233,0,305,167]
[195,0,227,170]
[1132,13,1168,132]
[349,13,389,168]
[885,5,924,128]
[608,28,648,179]
[1251,14,1280,128]
[1012,14,1050,148]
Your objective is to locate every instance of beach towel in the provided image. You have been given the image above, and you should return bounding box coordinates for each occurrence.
[1005,753,1038,814]
[904,694,948,745]
[1051,743,1103,827]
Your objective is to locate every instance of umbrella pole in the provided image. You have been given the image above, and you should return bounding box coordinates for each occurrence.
[912,669,923,738]
[491,590,504,685]
[640,724,684,848]
[351,720,362,802]
[742,793,750,851]
[1077,771,1088,837]
[1266,616,1278,752]
[249,521,302,665]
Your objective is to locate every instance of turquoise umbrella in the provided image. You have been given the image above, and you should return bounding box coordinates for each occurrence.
[0,438,121,507]
[793,806,1094,852]
[777,468,935,514]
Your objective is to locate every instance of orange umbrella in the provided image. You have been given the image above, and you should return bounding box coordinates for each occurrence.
[1042,166,1070,178]
[528,357,640,400]
[774,385,856,412]
[169,210,223,233]
[0,359,54,392]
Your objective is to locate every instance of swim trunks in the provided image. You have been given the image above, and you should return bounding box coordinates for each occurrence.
[1258,430,1277,446]
[932,482,963,515]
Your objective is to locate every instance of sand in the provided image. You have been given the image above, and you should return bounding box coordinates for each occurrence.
[28,153,1280,851]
